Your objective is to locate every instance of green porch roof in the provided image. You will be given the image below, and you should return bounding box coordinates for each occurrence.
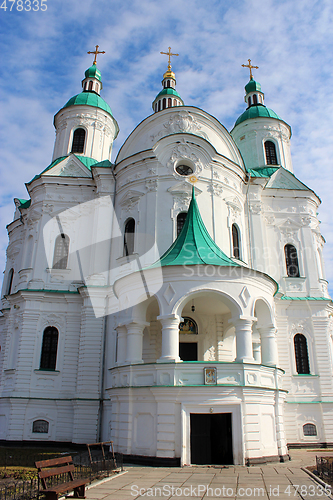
[152,187,239,268]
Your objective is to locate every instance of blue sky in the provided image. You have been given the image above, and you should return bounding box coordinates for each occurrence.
[0,0,332,293]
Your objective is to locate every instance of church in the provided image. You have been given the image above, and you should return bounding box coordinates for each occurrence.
[0,46,332,465]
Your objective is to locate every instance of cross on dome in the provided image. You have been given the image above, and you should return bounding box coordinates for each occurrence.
[87,45,105,66]
[242,58,259,80]
[160,46,179,71]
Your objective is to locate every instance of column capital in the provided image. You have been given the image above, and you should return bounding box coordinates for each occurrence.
[257,324,276,336]
[126,320,150,329]
[157,314,180,322]
[229,316,256,327]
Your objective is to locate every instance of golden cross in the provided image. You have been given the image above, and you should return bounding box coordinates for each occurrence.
[160,46,179,70]
[242,58,259,79]
[87,45,105,66]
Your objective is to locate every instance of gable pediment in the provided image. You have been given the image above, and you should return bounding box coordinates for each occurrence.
[118,189,145,207]
[43,156,91,178]
[277,217,302,231]
[167,182,202,197]
[265,168,309,191]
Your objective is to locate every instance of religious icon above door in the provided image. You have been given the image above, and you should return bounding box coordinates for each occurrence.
[179,317,198,334]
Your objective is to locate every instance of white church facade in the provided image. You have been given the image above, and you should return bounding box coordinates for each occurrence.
[0,50,332,465]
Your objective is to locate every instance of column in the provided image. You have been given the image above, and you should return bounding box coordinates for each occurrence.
[157,315,181,362]
[230,317,254,363]
[252,328,261,363]
[125,322,147,364]
[258,325,278,366]
[116,325,127,365]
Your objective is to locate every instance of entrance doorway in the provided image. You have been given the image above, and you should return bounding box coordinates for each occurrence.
[190,413,233,465]
[179,342,197,361]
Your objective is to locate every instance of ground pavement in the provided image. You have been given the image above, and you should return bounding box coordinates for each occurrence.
[85,449,333,500]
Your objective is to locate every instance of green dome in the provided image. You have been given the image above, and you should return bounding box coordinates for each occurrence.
[234,105,281,127]
[245,78,262,93]
[63,92,113,116]
[154,87,183,101]
[84,65,102,82]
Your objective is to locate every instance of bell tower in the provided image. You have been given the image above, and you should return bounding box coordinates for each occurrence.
[52,46,119,163]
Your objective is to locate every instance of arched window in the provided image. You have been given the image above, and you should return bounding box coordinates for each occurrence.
[253,94,258,105]
[284,244,300,277]
[84,82,88,91]
[303,423,317,436]
[168,98,172,107]
[158,100,161,111]
[33,419,49,433]
[177,212,187,236]
[232,224,241,260]
[124,219,135,256]
[40,326,59,370]
[265,140,278,165]
[174,99,177,106]
[167,80,170,88]
[248,96,252,106]
[71,128,86,154]
[88,81,93,91]
[162,98,166,109]
[52,234,69,270]
[294,333,310,374]
[6,268,14,295]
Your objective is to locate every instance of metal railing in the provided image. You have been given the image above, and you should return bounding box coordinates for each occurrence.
[316,456,333,483]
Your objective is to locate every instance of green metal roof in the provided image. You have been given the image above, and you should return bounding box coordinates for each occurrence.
[84,65,102,82]
[29,154,101,183]
[152,187,239,268]
[234,105,281,127]
[280,296,331,301]
[16,198,31,209]
[247,167,279,177]
[91,159,113,168]
[63,92,113,116]
[153,87,183,104]
[245,78,262,93]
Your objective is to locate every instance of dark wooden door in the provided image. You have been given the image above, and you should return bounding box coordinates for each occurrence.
[190,413,233,465]
[179,342,197,361]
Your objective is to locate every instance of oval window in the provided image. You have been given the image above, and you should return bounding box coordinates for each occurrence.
[176,165,193,176]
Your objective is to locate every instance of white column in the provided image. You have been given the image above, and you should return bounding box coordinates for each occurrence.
[157,314,181,362]
[116,325,127,365]
[230,317,254,363]
[258,325,278,366]
[125,322,148,364]
[252,330,261,363]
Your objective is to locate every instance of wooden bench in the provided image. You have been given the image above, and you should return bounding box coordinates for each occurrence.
[35,455,89,500]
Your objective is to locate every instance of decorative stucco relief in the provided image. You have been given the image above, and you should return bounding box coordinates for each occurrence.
[167,140,204,174]
[151,111,209,143]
